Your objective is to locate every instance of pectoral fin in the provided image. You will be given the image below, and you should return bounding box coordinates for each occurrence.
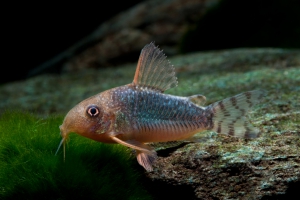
[110,136,157,171]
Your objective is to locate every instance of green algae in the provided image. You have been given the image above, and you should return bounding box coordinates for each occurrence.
[0,111,152,200]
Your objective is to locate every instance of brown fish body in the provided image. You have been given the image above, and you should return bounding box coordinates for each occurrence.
[61,84,208,143]
[57,43,266,171]
[105,84,209,143]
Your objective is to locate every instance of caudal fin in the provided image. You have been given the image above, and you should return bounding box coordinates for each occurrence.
[206,90,266,138]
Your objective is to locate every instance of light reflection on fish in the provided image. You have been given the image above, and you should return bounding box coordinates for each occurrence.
[56,42,266,171]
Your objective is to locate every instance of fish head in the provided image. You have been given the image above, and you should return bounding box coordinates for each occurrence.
[60,95,112,141]
[56,95,113,157]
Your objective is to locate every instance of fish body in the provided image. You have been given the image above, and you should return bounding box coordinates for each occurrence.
[57,43,266,171]
[97,85,209,143]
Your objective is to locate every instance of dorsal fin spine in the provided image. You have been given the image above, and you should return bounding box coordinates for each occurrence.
[146,49,163,87]
[134,53,143,85]
[132,42,178,92]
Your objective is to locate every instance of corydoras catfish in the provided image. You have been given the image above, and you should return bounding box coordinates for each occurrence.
[56,42,266,171]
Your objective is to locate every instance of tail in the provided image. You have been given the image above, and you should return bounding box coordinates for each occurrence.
[206,90,266,138]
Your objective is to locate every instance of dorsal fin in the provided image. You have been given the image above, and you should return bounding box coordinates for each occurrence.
[133,42,178,92]
[188,94,207,106]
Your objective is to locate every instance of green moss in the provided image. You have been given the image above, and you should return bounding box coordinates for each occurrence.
[0,111,152,200]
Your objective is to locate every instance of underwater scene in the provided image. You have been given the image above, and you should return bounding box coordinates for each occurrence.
[1,0,300,199]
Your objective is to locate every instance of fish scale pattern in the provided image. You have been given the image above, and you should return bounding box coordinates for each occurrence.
[113,86,206,140]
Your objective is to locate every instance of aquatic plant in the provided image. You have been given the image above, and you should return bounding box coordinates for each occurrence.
[0,111,151,200]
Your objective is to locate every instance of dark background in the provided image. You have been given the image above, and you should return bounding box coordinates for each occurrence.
[3,1,144,84]
[180,0,300,53]
[2,0,300,85]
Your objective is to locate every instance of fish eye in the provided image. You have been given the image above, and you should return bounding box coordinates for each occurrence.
[86,105,100,117]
